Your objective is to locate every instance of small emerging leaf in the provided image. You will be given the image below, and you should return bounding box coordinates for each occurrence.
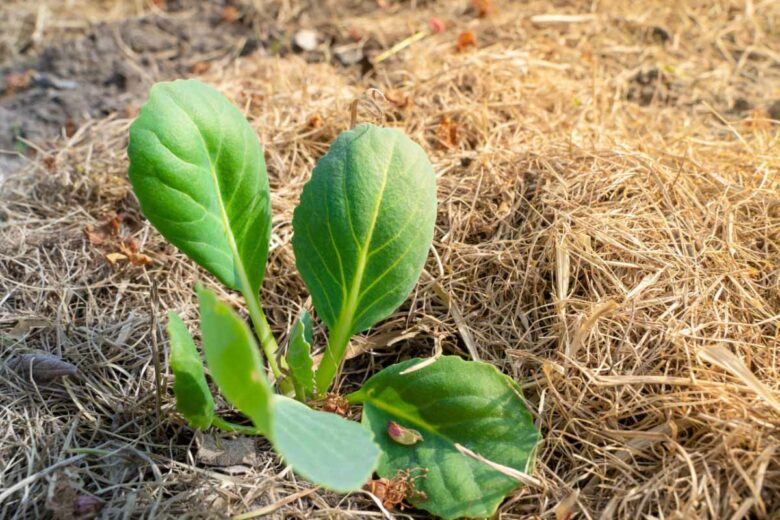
[287,310,315,401]
[387,421,423,445]
[270,395,380,492]
[128,80,271,295]
[350,356,539,520]
[198,284,272,435]
[167,312,215,429]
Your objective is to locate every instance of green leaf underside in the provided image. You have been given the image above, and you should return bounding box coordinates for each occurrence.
[128,79,271,294]
[198,285,272,435]
[291,124,436,392]
[287,310,315,400]
[350,356,539,520]
[167,311,214,429]
[270,395,380,492]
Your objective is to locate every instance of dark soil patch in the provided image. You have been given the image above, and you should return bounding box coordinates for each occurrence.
[0,1,258,174]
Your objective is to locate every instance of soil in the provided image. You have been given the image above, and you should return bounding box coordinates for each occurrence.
[0,1,259,175]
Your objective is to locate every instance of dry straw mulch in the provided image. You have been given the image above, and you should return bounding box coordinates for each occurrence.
[2,0,780,518]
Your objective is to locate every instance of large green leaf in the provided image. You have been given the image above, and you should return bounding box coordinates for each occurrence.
[287,310,315,401]
[291,124,437,393]
[270,395,379,492]
[198,285,272,435]
[349,356,539,519]
[128,80,271,294]
[167,311,214,429]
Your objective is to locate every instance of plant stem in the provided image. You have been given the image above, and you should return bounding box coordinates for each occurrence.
[212,416,262,435]
[314,320,351,396]
[241,287,283,380]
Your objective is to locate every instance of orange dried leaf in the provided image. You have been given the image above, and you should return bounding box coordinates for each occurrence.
[123,237,139,253]
[190,61,210,74]
[385,89,410,109]
[84,225,105,246]
[119,240,152,266]
[437,115,458,148]
[471,0,491,17]
[105,252,127,265]
[3,71,31,95]
[107,214,122,235]
[308,115,323,128]
[128,252,153,266]
[456,31,477,52]
[364,469,428,510]
[321,393,350,417]
[65,119,77,138]
[222,5,239,23]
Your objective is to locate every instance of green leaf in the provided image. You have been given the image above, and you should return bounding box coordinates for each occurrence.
[167,311,214,429]
[270,395,380,492]
[128,80,271,295]
[291,124,437,393]
[198,284,272,435]
[349,356,539,519]
[287,310,315,401]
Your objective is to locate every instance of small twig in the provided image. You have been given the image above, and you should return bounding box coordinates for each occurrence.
[529,13,597,24]
[232,487,321,519]
[400,335,443,375]
[349,89,387,128]
[454,444,541,487]
[428,278,480,361]
[150,281,163,431]
[359,490,398,520]
[698,344,780,415]
[350,98,359,128]
[567,299,619,360]
[373,30,429,64]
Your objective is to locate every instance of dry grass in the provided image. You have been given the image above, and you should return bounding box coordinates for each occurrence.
[2,0,780,518]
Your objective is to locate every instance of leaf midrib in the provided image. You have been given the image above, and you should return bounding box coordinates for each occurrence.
[163,89,252,294]
[337,132,398,334]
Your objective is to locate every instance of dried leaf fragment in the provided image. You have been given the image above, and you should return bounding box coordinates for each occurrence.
[3,70,32,95]
[46,471,103,519]
[196,433,259,467]
[85,213,152,266]
[308,114,323,128]
[437,115,458,148]
[320,393,350,417]
[221,5,239,23]
[105,252,128,265]
[190,62,210,74]
[384,89,410,109]
[698,344,780,415]
[456,31,477,52]
[364,469,428,510]
[471,0,492,17]
[8,353,78,382]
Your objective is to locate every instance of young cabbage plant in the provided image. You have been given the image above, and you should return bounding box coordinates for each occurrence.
[127,79,539,518]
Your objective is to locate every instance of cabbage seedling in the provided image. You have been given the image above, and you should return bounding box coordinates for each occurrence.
[127,79,538,518]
